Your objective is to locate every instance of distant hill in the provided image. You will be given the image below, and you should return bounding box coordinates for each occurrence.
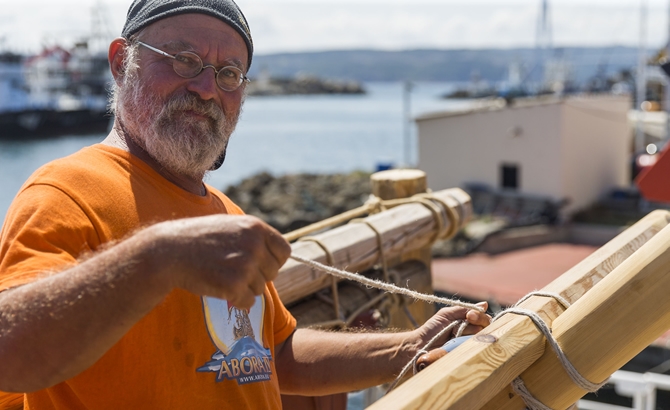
[249,46,642,85]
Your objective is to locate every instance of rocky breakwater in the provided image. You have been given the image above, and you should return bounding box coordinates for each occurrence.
[224,171,372,234]
[246,74,365,96]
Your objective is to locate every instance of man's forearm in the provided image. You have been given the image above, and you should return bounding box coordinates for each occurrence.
[275,328,421,396]
[0,228,172,392]
[0,213,291,393]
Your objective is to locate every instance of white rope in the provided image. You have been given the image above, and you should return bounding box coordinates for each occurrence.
[289,254,484,312]
[511,377,552,410]
[493,292,610,409]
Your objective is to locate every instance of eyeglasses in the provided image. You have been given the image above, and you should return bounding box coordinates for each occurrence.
[137,41,250,92]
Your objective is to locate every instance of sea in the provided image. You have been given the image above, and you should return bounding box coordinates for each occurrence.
[0,82,473,222]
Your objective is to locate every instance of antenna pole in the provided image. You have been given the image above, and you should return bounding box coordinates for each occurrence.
[403,81,413,167]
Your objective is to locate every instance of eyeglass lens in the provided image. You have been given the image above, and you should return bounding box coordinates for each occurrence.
[172,51,243,91]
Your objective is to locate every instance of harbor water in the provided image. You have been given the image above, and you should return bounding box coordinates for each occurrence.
[0,82,472,222]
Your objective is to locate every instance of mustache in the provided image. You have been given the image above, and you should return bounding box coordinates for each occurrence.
[162,92,224,124]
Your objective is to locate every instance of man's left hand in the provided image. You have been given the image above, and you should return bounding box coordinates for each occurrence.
[414,303,491,349]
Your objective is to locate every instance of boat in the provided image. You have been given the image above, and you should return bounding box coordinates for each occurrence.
[0,42,112,139]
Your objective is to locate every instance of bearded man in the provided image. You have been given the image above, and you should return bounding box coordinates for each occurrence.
[0,1,489,408]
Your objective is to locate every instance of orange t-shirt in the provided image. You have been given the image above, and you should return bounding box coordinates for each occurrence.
[0,145,296,410]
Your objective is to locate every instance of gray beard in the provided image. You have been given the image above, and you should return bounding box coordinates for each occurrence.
[116,79,239,179]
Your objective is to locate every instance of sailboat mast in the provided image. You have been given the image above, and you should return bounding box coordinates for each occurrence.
[636,0,648,154]
[535,0,552,90]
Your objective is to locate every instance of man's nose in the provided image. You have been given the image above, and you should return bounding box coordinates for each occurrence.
[185,66,219,100]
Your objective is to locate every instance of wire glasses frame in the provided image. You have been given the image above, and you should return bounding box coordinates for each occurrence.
[137,41,250,92]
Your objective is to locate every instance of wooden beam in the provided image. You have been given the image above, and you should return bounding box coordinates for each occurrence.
[370,169,427,201]
[275,188,472,305]
[371,169,435,329]
[366,210,670,410]
[481,214,670,409]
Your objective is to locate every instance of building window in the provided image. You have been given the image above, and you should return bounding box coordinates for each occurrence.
[501,164,520,190]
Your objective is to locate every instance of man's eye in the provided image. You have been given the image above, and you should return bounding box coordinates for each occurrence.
[220,68,238,79]
[175,54,197,66]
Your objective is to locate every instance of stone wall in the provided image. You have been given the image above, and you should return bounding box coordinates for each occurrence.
[224,171,372,234]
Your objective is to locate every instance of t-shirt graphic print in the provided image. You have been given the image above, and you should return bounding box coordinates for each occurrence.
[198,295,274,384]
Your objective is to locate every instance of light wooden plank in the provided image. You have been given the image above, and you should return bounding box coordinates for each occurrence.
[482,216,670,409]
[367,210,670,410]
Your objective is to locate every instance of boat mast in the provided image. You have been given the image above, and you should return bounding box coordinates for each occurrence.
[535,0,552,91]
[636,0,648,154]
[90,1,113,53]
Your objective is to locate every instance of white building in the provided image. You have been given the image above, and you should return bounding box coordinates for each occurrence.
[417,95,631,215]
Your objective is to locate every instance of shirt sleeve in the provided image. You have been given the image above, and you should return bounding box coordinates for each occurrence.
[0,184,99,292]
[266,282,296,345]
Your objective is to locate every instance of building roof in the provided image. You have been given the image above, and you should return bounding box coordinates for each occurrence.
[432,243,597,306]
[415,93,625,122]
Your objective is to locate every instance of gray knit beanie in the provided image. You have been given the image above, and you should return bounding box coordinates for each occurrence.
[121,0,253,69]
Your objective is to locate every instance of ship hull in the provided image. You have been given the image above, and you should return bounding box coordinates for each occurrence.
[0,109,111,139]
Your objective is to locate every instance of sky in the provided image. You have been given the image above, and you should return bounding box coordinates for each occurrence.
[1,0,670,55]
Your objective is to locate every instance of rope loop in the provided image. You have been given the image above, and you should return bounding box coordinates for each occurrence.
[350,219,391,282]
[413,192,461,240]
[511,377,553,410]
[493,291,609,409]
[297,237,343,324]
[363,194,386,214]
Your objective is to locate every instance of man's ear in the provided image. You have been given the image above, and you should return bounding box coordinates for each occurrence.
[109,38,129,85]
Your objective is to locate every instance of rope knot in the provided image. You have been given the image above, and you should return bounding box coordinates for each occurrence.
[364,194,385,214]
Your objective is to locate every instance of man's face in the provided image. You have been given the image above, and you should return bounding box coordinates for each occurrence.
[114,14,249,179]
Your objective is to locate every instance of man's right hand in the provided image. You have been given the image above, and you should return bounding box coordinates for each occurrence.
[147,214,291,309]
[0,213,290,392]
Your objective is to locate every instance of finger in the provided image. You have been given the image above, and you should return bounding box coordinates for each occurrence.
[258,252,282,282]
[264,227,292,265]
[229,291,256,311]
[248,273,267,296]
[435,306,469,323]
[466,310,492,327]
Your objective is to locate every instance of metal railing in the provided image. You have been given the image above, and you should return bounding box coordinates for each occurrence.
[578,370,670,410]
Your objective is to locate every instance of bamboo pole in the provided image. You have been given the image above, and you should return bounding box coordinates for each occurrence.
[275,187,472,305]
[367,210,670,410]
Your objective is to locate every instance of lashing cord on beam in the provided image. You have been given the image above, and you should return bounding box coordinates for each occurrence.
[286,193,607,408]
[290,255,609,407]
